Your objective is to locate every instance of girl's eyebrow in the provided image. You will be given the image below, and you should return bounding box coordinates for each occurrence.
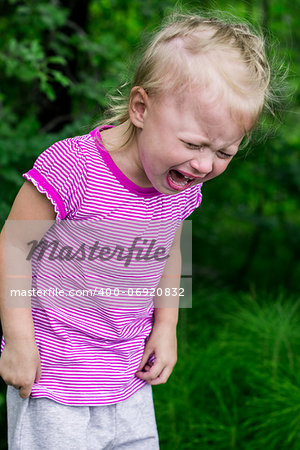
[180,133,210,145]
[181,136,241,153]
[180,128,244,147]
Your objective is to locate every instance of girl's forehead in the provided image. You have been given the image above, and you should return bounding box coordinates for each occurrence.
[169,84,229,122]
[172,81,254,133]
[154,87,249,147]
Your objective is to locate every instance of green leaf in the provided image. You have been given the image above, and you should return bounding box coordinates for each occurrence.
[51,70,71,87]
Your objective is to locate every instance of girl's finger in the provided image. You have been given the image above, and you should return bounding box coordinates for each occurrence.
[19,384,32,399]
[136,349,154,372]
[136,360,164,381]
[35,363,42,383]
[148,367,172,385]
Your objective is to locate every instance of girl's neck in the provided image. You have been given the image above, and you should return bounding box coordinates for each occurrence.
[100,121,152,188]
[100,121,130,152]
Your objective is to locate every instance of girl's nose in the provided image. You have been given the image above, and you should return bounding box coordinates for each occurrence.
[189,153,213,176]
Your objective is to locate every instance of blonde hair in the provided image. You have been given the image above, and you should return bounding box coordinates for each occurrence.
[102,12,273,146]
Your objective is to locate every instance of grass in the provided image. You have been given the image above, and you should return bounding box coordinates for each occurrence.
[154,288,300,449]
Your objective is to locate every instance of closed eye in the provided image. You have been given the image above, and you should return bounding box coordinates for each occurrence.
[185,142,204,150]
[217,150,233,159]
[184,140,235,158]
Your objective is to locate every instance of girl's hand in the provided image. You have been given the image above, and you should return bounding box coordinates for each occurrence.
[0,339,41,399]
[135,323,177,385]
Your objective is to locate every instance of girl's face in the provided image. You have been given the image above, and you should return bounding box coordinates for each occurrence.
[129,86,251,195]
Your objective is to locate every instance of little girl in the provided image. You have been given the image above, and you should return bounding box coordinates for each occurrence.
[0,12,272,450]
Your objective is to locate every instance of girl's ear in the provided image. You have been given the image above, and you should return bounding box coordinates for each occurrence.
[129,87,149,129]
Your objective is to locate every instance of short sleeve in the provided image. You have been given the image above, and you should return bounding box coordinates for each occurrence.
[23,137,87,221]
[181,183,203,220]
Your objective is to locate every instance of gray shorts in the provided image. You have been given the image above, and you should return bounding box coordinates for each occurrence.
[6,384,159,450]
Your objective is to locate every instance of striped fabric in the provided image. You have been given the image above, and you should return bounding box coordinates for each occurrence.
[4,126,202,405]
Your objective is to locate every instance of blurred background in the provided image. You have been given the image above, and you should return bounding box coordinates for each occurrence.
[0,0,299,448]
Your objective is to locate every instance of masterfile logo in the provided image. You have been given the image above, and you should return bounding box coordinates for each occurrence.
[26,236,169,267]
[4,219,192,309]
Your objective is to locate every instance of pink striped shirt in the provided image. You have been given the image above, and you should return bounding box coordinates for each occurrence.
[4,126,202,405]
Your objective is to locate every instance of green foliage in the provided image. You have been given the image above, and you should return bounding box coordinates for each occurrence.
[0,0,299,448]
[0,1,70,100]
[154,289,300,449]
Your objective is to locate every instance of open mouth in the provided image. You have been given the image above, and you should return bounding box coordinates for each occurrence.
[167,169,195,191]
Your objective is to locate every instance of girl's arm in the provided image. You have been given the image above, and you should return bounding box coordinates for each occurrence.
[135,223,182,385]
[0,181,56,398]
